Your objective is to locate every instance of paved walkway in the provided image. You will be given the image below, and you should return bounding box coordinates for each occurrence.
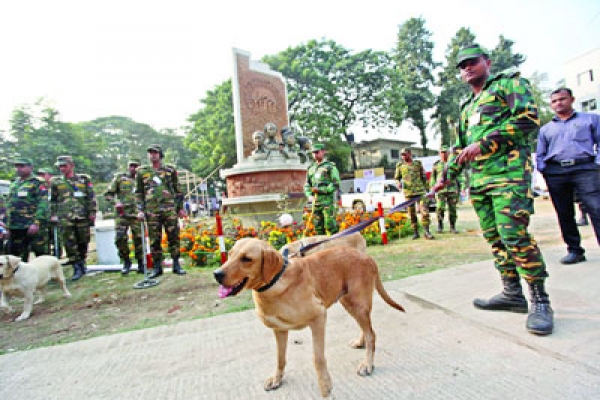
[1,238,599,399]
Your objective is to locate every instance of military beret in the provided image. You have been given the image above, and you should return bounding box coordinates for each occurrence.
[13,157,33,166]
[456,44,488,68]
[147,144,163,153]
[439,145,449,152]
[55,155,74,166]
[400,147,411,155]
[128,157,142,166]
[311,143,325,152]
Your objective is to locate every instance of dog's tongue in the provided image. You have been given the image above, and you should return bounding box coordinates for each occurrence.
[218,285,233,299]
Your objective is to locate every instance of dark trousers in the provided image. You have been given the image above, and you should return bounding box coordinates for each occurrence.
[543,166,600,254]
[7,229,35,261]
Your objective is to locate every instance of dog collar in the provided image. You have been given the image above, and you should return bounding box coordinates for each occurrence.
[257,249,289,293]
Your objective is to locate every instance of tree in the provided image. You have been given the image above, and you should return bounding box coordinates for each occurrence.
[185,80,236,176]
[392,17,438,153]
[433,27,477,147]
[489,35,526,75]
[263,39,396,169]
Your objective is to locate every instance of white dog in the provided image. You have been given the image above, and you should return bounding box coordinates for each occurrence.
[0,255,71,322]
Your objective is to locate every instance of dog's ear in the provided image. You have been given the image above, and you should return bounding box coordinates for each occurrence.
[261,242,284,285]
[8,255,21,269]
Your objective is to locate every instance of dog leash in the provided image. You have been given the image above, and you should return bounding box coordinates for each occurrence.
[297,193,432,256]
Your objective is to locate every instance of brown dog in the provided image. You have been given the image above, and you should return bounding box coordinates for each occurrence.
[280,231,367,257]
[213,238,405,397]
[0,255,71,321]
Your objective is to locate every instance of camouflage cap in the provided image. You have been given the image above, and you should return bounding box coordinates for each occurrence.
[13,157,33,165]
[311,143,325,152]
[439,145,449,152]
[147,144,163,153]
[400,147,411,155]
[55,155,73,166]
[128,157,142,166]
[36,168,53,174]
[456,44,488,68]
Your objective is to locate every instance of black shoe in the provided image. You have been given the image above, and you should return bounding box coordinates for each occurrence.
[526,303,554,335]
[412,232,420,240]
[71,262,84,281]
[560,253,586,265]
[121,259,132,275]
[424,227,435,240]
[473,276,528,313]
[136,259,145,274]
[148,267,163,279]
[172,259,186,275]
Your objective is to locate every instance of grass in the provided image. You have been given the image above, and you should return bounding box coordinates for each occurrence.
[0,198,580,354]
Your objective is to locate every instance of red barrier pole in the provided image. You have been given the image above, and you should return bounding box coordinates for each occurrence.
[215,212,227,264]
[378,202,388,245]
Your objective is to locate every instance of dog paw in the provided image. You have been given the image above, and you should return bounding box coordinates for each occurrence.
[15,314,30,322]
[357,362,374,377]
[318,378,333,397]
[264,376,283,391]
[349,338,365,349]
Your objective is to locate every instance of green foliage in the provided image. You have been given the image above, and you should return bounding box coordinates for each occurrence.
[185,80,236,175]
[392,17,438,153]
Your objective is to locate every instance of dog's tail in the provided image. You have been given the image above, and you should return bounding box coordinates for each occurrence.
[375,270,405,312]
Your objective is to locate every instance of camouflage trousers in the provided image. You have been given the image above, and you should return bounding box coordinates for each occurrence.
[311,201,338,236]
[407,196,431,229]
[436,192,459,224]
[30,223,58,257]
[61,220,91,264]
[146,211,180,259]
[6,229,36,261]
[115,216,143,261]
[471,186,548,283]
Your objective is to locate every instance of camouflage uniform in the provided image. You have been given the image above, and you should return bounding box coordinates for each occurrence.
[105,164,143,271]
[34,168,60,257]
[5,168,49,261]
[394,157,431,231]
[303,145,340,235]
[430,155,460,232]
[135,151,183,268]
[445,68,545,282]
[51,157,97,273]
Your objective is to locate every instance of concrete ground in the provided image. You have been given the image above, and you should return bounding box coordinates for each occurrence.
[1,238,599,399]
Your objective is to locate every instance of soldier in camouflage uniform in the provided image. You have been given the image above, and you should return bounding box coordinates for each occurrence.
[50,156,97,281]
[432,44,553,335]
[430,146,460,234]
[33,168,57,257]
[394,148,434,239]
[105,158,143,275]
[1,157,49,261]
[303,143,340,235]
[136,144,186,278]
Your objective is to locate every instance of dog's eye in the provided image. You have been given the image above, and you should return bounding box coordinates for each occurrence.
[241,256,252,263]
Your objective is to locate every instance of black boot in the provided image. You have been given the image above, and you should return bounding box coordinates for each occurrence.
[412,228,420,240]
[526,281,554,335]
[121,258,132,275]
[437,220,444,233]
[148,256,163,279]
[423,226,435,240]
[136,259,145,274]
[71,261,84,281]
[473,275,528,313]
[172,258,186,275]
[450,223,459,234]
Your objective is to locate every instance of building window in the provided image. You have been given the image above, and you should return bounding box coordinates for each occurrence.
[582,99,597,112]
[390,149,399,159]
[577,70,594,86]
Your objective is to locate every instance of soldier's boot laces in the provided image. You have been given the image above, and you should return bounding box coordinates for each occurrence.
[136,259,145,274]
[71,261,84,281]
[437,220,444,233]
[148,256,163,279]
[412,228,420,240]
[474,275,528,313]
[121,259,132,275]
[526,281,554,335]
[424,226,435,240]
[172,258,186,275]
[450,223,459,234]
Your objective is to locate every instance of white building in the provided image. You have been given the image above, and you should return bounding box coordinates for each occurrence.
[564,48,600,114]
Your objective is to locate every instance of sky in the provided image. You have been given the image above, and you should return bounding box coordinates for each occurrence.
[1,0,599,144]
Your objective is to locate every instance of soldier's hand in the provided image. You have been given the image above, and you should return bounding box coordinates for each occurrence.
[178,209,186,219]
[311,187,319,194]
[27,223,39,236]
[456,143,482,164]
[431,180,447,193]
[137,211,145,220]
